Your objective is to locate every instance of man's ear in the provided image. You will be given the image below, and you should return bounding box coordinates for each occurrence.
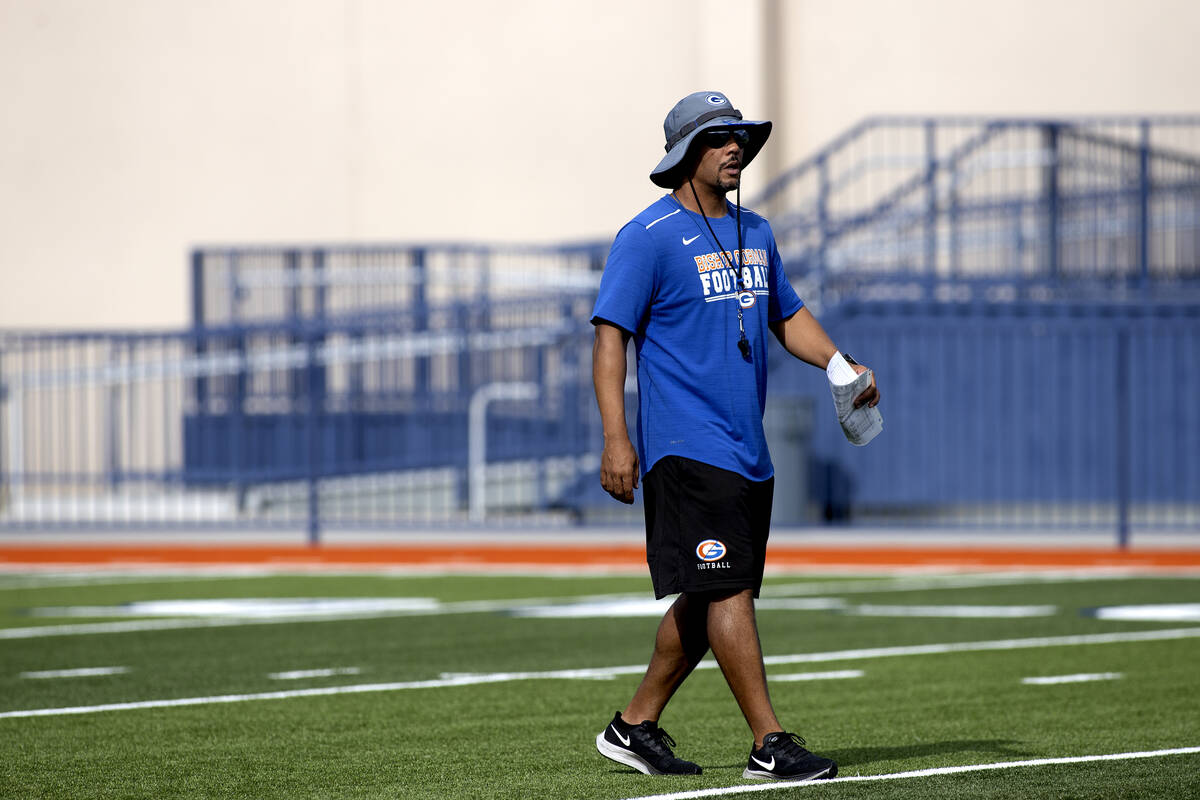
[673,147,701,188]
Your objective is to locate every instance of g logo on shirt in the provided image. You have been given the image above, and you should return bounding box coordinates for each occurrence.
[696,539,727,562]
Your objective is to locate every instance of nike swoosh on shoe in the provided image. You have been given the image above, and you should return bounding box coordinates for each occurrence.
[751,755,775,770]
[610,725,631,747]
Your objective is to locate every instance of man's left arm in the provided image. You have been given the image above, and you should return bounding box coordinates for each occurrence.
[769,308,881,409]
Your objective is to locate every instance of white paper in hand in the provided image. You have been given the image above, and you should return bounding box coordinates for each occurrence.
[826,352,883,446]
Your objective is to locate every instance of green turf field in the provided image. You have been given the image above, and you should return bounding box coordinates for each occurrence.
[1,568,1198,799]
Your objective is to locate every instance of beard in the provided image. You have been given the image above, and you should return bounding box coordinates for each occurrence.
[715,158,742,192]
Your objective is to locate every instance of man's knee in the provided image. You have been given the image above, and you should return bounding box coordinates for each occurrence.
[688,587,753,605]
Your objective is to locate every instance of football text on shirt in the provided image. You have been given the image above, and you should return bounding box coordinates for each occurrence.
[694,248,770,299]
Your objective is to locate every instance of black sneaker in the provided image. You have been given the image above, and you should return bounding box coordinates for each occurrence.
[595,712,702,775]
[743,732,837,781]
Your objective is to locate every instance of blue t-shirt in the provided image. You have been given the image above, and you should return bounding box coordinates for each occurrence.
[591,194,804,480]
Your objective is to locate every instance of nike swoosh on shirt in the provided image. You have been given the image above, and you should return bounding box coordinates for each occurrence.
[751,755,775,770]
[682,234,701,246]
[610,725,631,747]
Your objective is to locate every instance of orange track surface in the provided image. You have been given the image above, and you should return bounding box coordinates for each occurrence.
[2,544,1199,571]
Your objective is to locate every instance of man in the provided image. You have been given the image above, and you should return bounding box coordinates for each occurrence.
[589,91,880,782]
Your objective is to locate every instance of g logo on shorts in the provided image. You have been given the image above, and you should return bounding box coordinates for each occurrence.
[696,539,727,562]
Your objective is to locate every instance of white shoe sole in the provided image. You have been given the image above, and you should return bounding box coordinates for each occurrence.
[595,732,662,775]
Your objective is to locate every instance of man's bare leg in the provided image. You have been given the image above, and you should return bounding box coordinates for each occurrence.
[622,593,710,724]
[706,588,782,748]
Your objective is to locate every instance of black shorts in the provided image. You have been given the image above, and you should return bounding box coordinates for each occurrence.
[642,455,774,600]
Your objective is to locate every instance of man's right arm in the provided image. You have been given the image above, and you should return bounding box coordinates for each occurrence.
[592,321,638,504]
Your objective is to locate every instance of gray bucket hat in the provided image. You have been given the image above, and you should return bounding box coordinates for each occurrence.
[649,91,772,188]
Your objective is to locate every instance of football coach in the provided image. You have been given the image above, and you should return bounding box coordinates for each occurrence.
[590,90,880,782]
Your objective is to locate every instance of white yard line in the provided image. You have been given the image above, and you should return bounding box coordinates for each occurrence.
[2,567,1198,639]
[770,670,863,682]
[0,595,636,639]
[761,569,1178,598]
[1022,672,1123,685]
[0,616,389,640]
[0,674,525,719]
[847,604,1057,618]
[20,666,129,679]
[615,747,1200,800]
[269,667,361,681]
[759,627,1200,667]
[1090,603,1200,623]
[0,595,1035,639]
[3,627,1199,720]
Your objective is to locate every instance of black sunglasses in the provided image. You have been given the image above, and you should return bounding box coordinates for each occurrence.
[700,128,751,149]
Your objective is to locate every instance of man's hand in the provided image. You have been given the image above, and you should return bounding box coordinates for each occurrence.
[600,437,639,504]
[851,364,881,409]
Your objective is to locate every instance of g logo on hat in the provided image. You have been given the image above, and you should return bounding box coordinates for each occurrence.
[650,91,771,188]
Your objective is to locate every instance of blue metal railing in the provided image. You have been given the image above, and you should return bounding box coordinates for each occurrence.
[190,242,607,329]
[2,116,1198,538]
[4,302,1195,536]
[769,299,1199,537]
[0,320,602,538]
[756,116,1200,309]
[188,117,1200,329]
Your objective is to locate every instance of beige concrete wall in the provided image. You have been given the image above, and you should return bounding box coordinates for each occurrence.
[772,0,1200,171]
[1,0,1196,329]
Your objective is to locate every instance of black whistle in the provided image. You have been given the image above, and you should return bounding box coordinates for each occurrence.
[738,336,751,359]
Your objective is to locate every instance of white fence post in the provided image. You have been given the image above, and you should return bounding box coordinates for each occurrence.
[468,382,538,523]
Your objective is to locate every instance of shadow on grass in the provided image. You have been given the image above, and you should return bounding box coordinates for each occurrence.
[601,740,1036,775]
[698,739,1035,772]
[824,738,1035,768]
